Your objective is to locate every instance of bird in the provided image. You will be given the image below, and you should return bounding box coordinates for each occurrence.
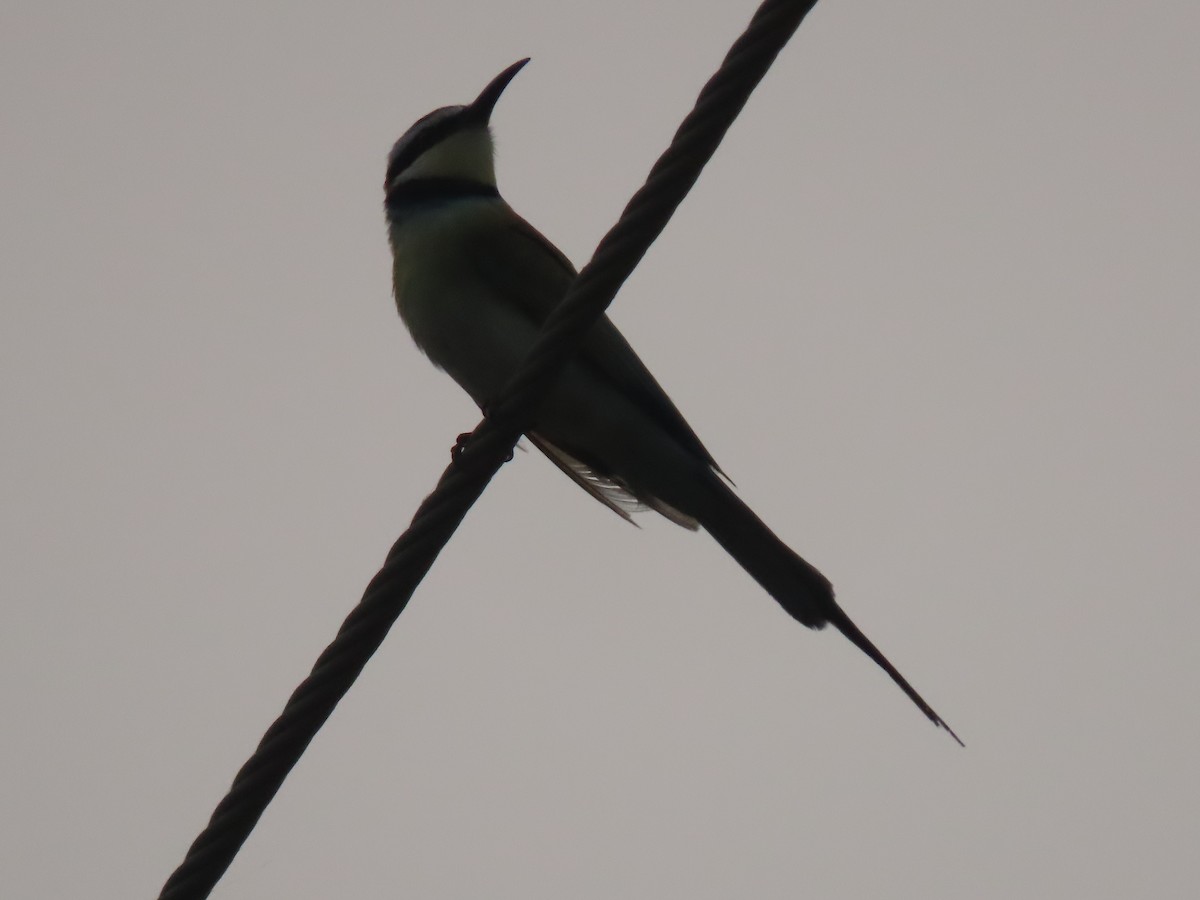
[383,58,960,745]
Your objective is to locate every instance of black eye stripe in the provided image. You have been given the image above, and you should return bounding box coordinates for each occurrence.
[385,109,481,188]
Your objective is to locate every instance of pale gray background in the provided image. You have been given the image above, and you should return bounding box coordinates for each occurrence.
[2,2,1197,898]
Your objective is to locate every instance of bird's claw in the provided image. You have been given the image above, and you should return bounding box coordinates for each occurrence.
[450,430,514,464]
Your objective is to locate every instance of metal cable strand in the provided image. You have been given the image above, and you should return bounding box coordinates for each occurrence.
[157,2,819,897]
[491,0,815,420]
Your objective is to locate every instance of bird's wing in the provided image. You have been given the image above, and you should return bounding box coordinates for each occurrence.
[468,207,724,476]
[527,432,700,530]
[526,433,643,523]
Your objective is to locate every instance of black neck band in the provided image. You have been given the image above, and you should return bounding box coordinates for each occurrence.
[385,177,499,210]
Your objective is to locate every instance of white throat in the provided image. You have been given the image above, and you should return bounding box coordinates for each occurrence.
[390,128,497,189]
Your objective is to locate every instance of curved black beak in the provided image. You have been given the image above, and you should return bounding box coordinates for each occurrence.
[466,58,530,124]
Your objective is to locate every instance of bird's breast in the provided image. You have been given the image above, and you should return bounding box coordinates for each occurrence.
[390,208,540,407]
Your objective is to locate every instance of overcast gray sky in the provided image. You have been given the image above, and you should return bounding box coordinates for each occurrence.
[3,2,1198,898]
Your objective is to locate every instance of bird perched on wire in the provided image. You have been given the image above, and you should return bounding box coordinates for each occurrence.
[383,58,960,745]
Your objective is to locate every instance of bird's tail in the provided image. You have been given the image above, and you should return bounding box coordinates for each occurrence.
[697,477,962,745]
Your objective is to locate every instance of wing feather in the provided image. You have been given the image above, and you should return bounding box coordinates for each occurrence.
[528,433,700,530]
[527,434,643,524]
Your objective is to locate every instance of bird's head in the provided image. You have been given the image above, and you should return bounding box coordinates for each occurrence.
[384,58,529,195]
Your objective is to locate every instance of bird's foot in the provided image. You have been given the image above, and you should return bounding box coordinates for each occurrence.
[450,428,514,464]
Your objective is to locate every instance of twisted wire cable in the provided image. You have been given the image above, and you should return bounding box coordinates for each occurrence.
[157,2,820,897]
